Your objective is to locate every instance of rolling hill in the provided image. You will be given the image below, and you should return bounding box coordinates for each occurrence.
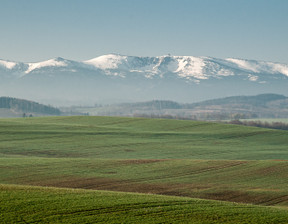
[1,116,288,223]
[69,93,288,120]
[2,184,288,224]
[1,116,288,205]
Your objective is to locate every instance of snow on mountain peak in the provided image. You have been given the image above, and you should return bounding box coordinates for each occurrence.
[84,54,128,70]
[226,58,288,76]
[226,58,260,73]
[82,54,288,81]
[84,54,208,80]
[0,59,17,69]
[174,56,206,79]
[270,63,288,77]
[25,58,68,74]
[1,54,287,83]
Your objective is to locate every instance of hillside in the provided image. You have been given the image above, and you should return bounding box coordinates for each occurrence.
[69,93,288,120]
[1,116,288,208]
[184,93,288,119]
[1,116,288,222]
[0,96,61,117]
[185,93,287,107]
[2,184,288,224]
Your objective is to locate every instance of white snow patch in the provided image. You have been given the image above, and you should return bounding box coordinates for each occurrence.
[25,58,67,73]
[269,63,288,76]
[175,56,207,79]
[0,60,17,69]
[226,58,288,77]
[226,58,260,73]
[84,54,127,70]
[130,70,143,73]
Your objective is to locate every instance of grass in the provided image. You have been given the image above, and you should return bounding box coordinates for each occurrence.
[0,157,287,207]
[0,116,288,160]
[1,184,288,224]
[1,116,288,222]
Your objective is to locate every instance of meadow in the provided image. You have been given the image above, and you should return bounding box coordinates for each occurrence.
[1,184,288,224]
[1,116,288,223]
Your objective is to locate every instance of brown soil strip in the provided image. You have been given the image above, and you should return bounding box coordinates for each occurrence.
[25,176,288,207]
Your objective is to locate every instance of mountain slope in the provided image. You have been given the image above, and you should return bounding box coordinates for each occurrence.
[0,54,288,105]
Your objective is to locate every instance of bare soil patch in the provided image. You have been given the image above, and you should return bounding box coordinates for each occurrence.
[25,176,288,207]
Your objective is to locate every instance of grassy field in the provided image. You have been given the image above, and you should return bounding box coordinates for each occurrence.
[1,184,288,224]
[1,116,288,222]
[1,116,288,160]
[1,158,288,207]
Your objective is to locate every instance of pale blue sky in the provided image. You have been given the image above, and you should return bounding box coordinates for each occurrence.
[0,0,287,63]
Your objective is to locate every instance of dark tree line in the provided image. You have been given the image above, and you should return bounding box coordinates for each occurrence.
[0,97,61,115]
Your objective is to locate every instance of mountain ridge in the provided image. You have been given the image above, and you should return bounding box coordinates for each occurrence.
[1,54,288,79]
[1,54,288,105]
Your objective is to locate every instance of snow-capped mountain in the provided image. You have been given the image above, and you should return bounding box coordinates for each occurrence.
[0,54,287,105]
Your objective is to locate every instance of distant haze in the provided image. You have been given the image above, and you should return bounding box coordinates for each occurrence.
[0,54,287,106]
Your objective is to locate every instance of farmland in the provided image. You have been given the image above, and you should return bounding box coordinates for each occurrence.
[2,184,288,224]
[1,116,288,223]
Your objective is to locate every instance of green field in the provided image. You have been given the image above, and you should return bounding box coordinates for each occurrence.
[1,116,288,223]
[1,184,288,224]
[1,116,287,160]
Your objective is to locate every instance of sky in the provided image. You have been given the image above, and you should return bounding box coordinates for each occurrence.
[0,0,287,63]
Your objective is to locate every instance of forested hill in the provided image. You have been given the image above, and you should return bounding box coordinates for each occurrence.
[0,97,61,116]
[84,94,288,119]
[185,94,287,108]
[118,94,287,109]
